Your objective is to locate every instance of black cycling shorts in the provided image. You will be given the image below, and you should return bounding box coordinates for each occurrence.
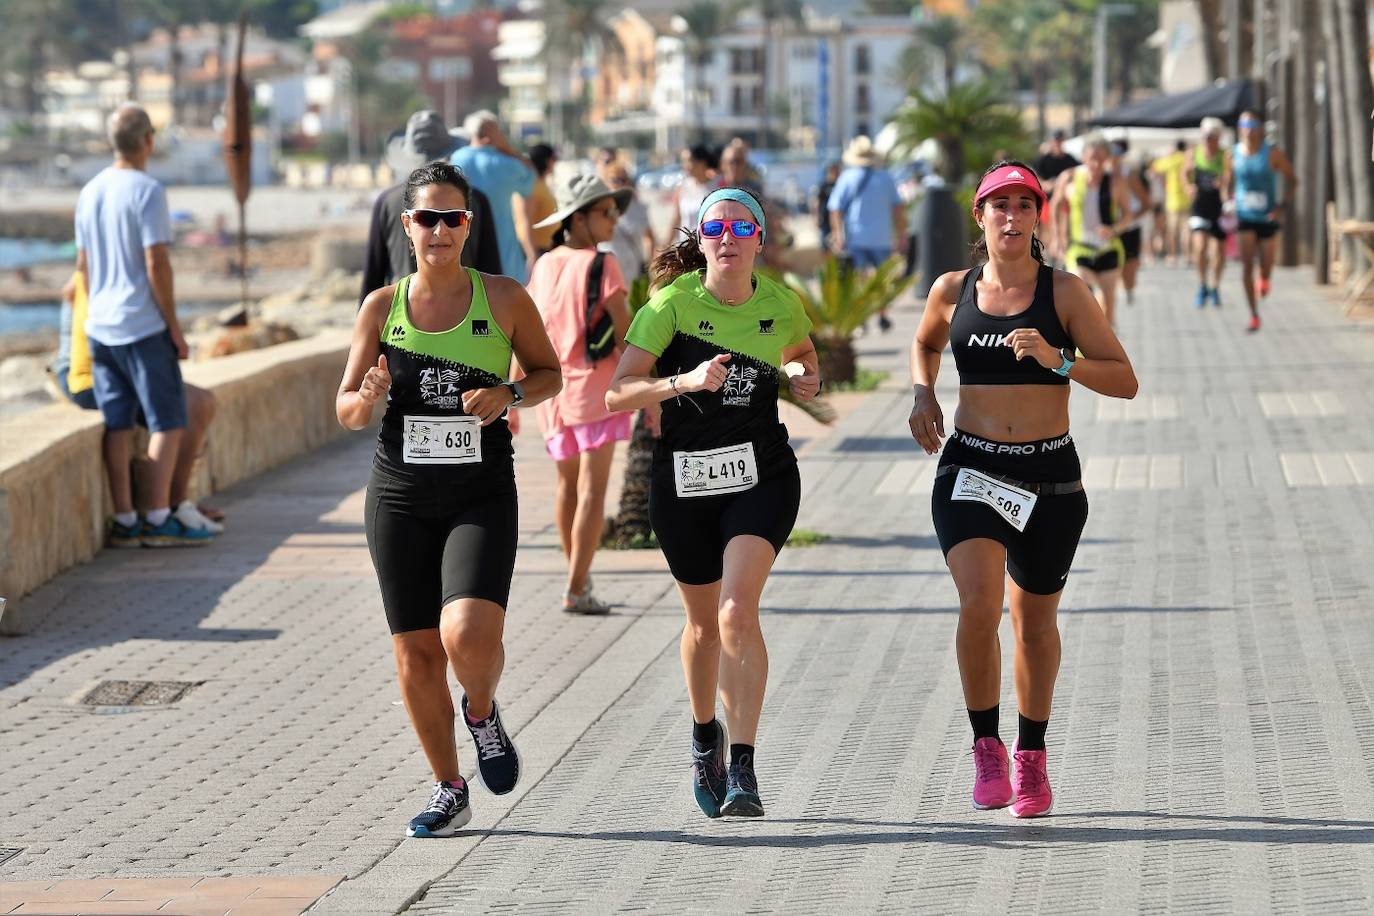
[1069,246,1121,274]
[1189,215,1227,241]
[1237,219,1280,240]
[365,464,518,633]
[931,429,1089,596]
[649,461,801,586]
[1119,227,1143,260]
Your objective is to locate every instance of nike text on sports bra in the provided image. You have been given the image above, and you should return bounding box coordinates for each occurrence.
[949,264,1074,386]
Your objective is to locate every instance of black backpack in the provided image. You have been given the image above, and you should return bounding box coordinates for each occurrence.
[584,251,616,362]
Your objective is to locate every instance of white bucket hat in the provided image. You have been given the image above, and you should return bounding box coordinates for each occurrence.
[533,174,633,229]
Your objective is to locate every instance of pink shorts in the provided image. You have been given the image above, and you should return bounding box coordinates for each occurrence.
[544,413,633,462]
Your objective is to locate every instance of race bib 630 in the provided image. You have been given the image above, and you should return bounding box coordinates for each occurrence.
[403,415,482,465]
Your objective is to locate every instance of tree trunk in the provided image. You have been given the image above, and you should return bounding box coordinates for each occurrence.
[1321,0,1354,278]
[1291,0,1320,268]
[1195,0,1223,81]
[170,26,184,126]
[817,336,857,385]
[604,412,656,548]
[1033,66,1048,141]
[1336,0,1374,226]
[758,22,770,147]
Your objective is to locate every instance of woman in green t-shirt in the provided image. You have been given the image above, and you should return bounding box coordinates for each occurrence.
[606,187,820,819]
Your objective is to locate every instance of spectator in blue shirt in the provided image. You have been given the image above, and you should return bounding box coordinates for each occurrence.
[827,136,907,331]
[451,111,536,282]
[75,103,213,547]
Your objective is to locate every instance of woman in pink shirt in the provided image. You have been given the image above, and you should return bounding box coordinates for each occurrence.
[527,174,640,613]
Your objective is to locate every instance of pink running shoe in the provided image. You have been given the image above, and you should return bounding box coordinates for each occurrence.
[1010,742,1053,818]
[971,737,1013,809]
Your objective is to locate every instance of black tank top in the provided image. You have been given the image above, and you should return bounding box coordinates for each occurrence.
[949,263,1073,386]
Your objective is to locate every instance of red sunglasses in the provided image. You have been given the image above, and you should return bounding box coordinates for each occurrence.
[404,208,473,229]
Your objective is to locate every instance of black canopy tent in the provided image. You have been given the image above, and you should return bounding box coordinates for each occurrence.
[1089,80,1255,129]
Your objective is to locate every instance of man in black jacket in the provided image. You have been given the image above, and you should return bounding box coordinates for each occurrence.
[360,110,502,303]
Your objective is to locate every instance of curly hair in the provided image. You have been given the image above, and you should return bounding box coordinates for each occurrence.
[648,185,766,291]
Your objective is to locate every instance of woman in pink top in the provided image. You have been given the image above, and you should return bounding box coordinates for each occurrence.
[527,174,638,613]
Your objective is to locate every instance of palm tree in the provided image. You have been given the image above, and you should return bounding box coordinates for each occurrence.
[741,0,803,147]
[676,0,732,142]
[888,81,1028,184]
[912,14,964,95]
[969,0,1059,139]
[542,0,624,147]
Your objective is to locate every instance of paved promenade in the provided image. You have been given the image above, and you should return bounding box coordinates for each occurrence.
[3,263,1373,915]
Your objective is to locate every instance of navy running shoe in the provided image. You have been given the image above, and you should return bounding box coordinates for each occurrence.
[462,695,521,795]
[109,518,143,549]
[690,719,728,818]
[406,780,471,838]
[721,762,764,817]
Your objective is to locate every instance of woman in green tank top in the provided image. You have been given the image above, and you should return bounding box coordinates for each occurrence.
[336,163,562,838]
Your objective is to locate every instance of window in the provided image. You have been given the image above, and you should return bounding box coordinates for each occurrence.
[429,56,472,81]
[730,48,763,75]
[856,83,870,114]
[855,44,871,76]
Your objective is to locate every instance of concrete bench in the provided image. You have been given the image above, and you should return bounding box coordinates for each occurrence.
[0,329,355,633]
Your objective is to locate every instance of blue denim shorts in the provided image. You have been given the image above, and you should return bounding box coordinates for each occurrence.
[89,330,186,432]
[845,246,893,270]
[53,366,99,411]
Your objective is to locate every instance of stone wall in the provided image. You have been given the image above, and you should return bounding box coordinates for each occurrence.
[0,329,357,632]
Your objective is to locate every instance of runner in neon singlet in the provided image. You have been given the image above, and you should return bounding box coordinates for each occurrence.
[607,187,820,819]
[337,162,562,838]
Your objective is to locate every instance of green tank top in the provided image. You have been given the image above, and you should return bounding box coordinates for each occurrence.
[374,270,515,476]
[625,270,813,475]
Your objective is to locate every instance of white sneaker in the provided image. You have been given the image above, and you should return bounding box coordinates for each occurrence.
[175,500,224,534]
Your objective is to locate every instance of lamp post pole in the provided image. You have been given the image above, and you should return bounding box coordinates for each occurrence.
[1092,4,1134,116]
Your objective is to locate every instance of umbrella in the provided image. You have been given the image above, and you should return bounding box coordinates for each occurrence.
[222,10,252,306]
[1089,80,1255,129]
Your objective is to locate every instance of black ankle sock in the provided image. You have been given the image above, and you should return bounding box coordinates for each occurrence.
[692,719,719,746]
[1017,714,1049,751]
[967,704,1000,742]
[729,743,754,769]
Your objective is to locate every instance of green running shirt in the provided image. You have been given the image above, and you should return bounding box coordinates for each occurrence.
[626,270,812,473]
[374,270,514,477]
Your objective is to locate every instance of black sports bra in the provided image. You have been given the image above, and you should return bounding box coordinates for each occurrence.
[949,263,1073,386]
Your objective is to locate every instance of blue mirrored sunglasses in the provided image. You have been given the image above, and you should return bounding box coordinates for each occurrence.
[700,219,760,239]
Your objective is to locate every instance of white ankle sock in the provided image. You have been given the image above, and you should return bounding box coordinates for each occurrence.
[145,507,171,526]
[114,511,138,528]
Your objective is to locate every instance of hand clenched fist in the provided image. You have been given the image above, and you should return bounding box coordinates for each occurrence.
[683,353,731,393]
[359,354,391,403]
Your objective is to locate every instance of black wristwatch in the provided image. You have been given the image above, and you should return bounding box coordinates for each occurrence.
[503,380,525,406]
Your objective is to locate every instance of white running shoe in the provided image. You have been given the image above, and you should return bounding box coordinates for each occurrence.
[175,500,224,534]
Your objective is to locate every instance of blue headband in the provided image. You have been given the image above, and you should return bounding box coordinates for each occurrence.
[697,188,766,239]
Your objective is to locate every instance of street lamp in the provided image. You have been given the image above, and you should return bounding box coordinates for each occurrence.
[1092,3,1134,117]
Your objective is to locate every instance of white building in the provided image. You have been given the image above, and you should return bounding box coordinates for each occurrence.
[492,18,548,143]
[651,11,912,155]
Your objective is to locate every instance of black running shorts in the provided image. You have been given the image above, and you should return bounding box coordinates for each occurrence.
[649,461,801,586]
[931,430,1089,595]
[1237,219,1280,240]
[1069,245,1121,274]
[1119,227,1143,260]
[365,463,518,633]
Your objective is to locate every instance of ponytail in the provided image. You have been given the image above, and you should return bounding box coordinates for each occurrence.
[648,228,707,292]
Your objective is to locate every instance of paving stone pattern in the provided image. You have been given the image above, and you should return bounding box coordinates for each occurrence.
[2,265,1371,914]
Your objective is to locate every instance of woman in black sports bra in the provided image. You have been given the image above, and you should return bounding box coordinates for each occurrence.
[907,160,1137,819]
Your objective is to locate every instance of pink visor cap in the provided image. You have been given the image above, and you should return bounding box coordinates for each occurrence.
[974,165,1048,214]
